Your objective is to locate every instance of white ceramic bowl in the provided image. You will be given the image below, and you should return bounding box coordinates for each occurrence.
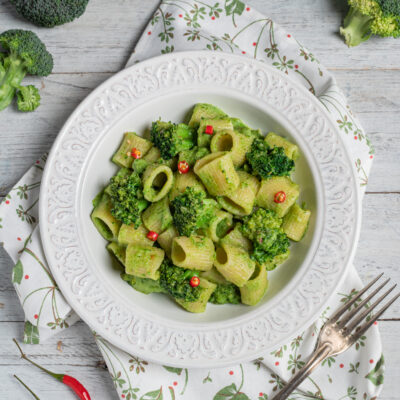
[40,51,360,368]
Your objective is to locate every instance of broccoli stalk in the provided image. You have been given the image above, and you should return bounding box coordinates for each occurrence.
[9,0,90,28]
[340,0,400,47]
[150,120,195,159]
[171,187,218,236]
[0,30,53,112]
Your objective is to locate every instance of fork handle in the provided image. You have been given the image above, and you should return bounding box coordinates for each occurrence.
[272,344,331,400]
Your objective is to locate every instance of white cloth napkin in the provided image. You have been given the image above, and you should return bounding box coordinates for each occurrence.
[0,1,384,399]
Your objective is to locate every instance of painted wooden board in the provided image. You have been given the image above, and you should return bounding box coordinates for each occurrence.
[1,0,399,398]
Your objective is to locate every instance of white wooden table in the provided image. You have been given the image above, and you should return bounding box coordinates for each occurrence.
[0,0,399,398]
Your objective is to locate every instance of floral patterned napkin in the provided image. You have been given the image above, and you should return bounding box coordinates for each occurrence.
[0,1,383,399]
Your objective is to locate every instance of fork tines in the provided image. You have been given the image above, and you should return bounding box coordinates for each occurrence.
[328,273,400,342]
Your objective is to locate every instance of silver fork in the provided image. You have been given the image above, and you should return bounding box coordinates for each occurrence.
[272,274,400,400]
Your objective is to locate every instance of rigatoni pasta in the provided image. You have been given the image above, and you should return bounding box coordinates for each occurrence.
[217,171,259,216]
[194,151,239,196]
[125,245,164,280]
[172,235,214,271]
[92,102,311,313]
[214,243,255,287]
[112,132,152,168]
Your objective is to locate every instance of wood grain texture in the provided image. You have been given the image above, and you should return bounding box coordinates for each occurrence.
[0,0,399,398]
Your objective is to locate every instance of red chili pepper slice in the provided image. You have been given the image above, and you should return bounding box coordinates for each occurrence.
[131,148,141,159]
[190,276,200,287]
[177,160,189,174]
[204,125,214,135]
[146,231,159,241]
[274,191,286,203]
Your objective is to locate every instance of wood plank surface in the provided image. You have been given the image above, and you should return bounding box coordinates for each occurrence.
[0,0,399,398]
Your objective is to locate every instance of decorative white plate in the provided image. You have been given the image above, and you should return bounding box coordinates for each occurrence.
[40,51,360,368]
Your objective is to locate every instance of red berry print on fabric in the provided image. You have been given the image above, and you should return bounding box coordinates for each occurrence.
[34,314,38,319]
[242,51,246,54]
[17,237,21,241]
[5,200,10,204]
[370,155,374,159]
[354,136,358,140]
[287,34,291,38]
[252,42,256,46]
[246,7,250,11]
[25,275,29,280]
[173,381,178,386]
[229,370,234,375]
[295,65,299,69]
[211,16,215,20]
[370,359,374,364]
[275,361,279,366]
[36,160,40,164]
[147,31,152,35]
[340,363,344,368]
[179,14,183,18]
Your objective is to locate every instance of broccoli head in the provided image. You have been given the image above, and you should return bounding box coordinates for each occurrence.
[109,170,148,227]
[246,138,294,179]
[209,283,241,304]
[340,0,400,47]
[150,120,195,159]
[9,0,89,28]
[0,29,53,112]
[171,187,218,236]
[241,208,290,265]
[159,259,201,302]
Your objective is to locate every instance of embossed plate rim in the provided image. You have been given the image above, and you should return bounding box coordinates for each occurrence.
[39,51,361,367]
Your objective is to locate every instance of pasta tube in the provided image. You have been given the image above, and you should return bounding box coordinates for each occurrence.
[240,263,269,305]
[118,224,154,247]
[112,132,152,168]
[91,193,121,240]
[217,171,259,216]
[214,242,255,287]
[142,163,174,202]
[168,171,205,201]
[142,196,173,233]
[194,151,239,196]
[171,235,214,271]
[203,210,233,242]
[210,130,254,166]
[125,245,164,280]
[157,225,179,258]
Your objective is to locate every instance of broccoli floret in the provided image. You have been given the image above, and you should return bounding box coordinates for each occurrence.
[246,138,294,179]
[109,170,148,227]
[241,208,290,265]
[121,273,165,295]
[178,146,210,167]
[159,259,201,302]
[340,0,400,47]
[16,85,40,112]
[150,120,195,159]
[171,187,218,236]
[9,0,89,28]
[0,29,53,112]
[209,283,241,304]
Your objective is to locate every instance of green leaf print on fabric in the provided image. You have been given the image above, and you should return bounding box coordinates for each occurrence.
[24,321,39,344]
[224,0,244,27]
[140,387,163,400]
[12,260,24,284]
[365,355,384,386]
[163,366,183,374]
[214,383,250,400]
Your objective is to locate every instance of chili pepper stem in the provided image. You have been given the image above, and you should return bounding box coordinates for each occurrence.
[13,338,64,381]
[14,375,41,400]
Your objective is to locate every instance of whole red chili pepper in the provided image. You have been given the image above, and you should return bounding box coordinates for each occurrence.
[13,338,91,400]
